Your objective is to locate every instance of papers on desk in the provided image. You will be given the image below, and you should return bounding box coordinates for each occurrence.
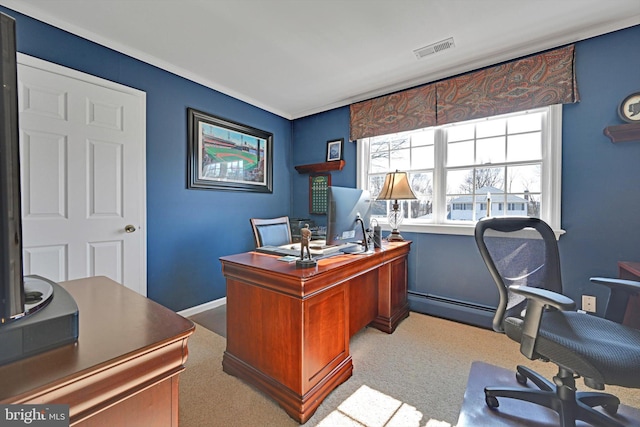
[284,241,344,255]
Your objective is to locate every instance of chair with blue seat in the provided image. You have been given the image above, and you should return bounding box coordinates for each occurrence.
[474,216,640,427]
[250,216,292,248]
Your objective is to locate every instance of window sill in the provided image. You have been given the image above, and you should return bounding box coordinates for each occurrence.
[378,221,566,240]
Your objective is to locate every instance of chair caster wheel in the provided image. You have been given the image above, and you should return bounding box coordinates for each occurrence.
[516,371,527,385]
[485,395,499,409]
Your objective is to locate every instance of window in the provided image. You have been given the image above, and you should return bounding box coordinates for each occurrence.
[357,105,562,236]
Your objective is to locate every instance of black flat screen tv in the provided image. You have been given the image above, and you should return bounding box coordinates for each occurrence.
[0,12,79,366]
[326,186,373,253]
[0,12,25,324]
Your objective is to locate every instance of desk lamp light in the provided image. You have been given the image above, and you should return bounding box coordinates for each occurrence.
[376,170,417,241]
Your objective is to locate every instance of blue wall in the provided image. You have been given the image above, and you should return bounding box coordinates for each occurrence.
[2,6,293,311]
[292,25,640,327]
[5,5,639,323]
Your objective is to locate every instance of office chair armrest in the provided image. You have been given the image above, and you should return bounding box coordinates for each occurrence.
[590,277,640,323]
[590,277,640,294]
[510,285,576,311]
[510,285,576,359]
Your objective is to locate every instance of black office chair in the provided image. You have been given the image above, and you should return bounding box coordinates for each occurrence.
[250,216,292,248]
[474,216,640,427]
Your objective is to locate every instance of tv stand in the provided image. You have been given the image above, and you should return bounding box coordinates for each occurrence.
[0,276,195,426]
[0,275,78,366]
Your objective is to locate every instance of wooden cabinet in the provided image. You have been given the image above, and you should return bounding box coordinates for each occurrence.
[0,276,195,427]
[220,241,410,423]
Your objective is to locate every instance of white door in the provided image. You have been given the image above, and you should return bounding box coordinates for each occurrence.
[17,54,147,296]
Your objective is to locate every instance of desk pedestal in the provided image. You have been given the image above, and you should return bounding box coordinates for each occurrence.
[220,241,410,423]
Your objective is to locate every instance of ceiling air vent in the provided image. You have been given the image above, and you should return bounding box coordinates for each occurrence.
[413,37,455,59]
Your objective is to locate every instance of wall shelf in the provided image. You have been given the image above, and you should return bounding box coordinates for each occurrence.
[604,122,640,143]
[295,160,345,174]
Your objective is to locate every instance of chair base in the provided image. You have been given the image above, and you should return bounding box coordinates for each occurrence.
[485,365,622,427]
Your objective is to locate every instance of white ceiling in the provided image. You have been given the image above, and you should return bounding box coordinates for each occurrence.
[2,0,639,119]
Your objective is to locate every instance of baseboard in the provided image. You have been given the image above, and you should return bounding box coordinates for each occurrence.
[408,292,493,329]
[177,297,226,318]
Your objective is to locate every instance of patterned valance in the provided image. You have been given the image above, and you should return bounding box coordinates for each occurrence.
[350,45,578,140]
[349,84,436,141]
[436,45,578,125]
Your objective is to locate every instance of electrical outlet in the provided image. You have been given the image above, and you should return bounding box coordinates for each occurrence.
[582,295,596,313]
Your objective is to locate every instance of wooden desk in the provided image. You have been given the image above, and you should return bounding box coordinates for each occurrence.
[619,261,640,329]
[220,241,411,423]
[0,276,195,426]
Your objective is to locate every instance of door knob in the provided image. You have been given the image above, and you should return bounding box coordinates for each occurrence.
[124,224,136,233]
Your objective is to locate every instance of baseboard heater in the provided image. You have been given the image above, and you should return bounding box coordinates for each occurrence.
[408,291,494,329]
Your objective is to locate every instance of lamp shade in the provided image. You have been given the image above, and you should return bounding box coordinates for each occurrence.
[377,171,417,201]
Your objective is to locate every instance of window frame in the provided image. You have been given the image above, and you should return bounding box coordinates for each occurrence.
[357,105,564,238]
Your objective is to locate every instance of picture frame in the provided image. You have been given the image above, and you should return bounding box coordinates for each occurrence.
[187,108,273,192]
[326,138,344,162]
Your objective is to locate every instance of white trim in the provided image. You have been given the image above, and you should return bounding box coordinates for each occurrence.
[543,104,563,230]
[392,222,565,240]
[178,297,227,317]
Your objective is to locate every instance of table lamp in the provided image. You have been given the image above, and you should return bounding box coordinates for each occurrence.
[376,170,417,241]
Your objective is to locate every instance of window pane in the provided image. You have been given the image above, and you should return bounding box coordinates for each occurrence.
[368,174,387,198]
[408,172,433,220]
[371,200,387,219]
[410,172,433,198]
[370,149,389,173]
[476,118,506,138]
[411,129,434,146]
[390,136,410,149]
[447,123,474,142]
[476,136,505,164]
[507,133,541,162]
[412,145,434,169]
[447,140,474,167]
[507,164,541,193]
[474,167,504,192]
[446,169,474,195]
[522,193,541,218]
[371,139,388,152]
[390,148,410,170]
[447,195,475,221]
[509,112,542,133]
[409,199,433,220]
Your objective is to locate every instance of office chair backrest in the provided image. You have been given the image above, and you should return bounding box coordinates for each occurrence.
[475,217,562,333]
[250,216,292,248]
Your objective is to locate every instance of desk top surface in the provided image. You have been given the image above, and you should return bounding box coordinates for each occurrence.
[220,240,411,280]
[0,276,195,401]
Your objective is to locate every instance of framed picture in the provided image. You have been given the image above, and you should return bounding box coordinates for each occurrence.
[326,138,344,162]
[187,108,273,192]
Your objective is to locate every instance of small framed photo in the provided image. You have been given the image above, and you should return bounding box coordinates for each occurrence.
[326,138,344,162]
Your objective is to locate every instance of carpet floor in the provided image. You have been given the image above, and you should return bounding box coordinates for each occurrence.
[179,312,640,427]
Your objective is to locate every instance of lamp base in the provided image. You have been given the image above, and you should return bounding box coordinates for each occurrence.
[387,229,405,241]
